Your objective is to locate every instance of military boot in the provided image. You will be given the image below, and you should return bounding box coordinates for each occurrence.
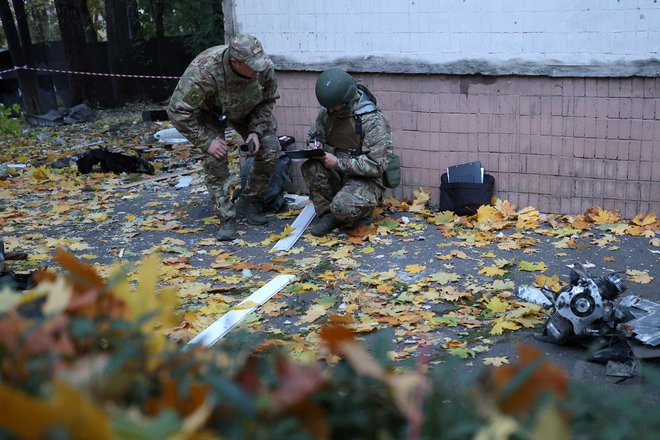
[235,197,268,225]
[310,213,341,237]
[217,220,238,241]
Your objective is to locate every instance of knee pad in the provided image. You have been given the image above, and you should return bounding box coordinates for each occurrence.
[331,198,361,223]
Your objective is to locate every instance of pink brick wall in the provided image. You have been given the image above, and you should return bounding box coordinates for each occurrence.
[274,72,660,218]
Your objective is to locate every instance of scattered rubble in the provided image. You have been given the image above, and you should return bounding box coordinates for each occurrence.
[26,104,96,127]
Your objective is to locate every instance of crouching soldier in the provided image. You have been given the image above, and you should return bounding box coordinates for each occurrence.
[303,68,395,236]
[167,34,280,240]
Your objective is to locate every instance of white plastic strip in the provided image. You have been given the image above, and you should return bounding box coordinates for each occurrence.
[271,204,316,252]
[188,274,295,347]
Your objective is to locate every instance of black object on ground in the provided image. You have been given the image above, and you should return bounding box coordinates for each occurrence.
[439,172,495,215]
[234,134,296,212]
[77,148,155,175]
[142,109,169,122]
[237,153,292,213]
[0,239,36,290]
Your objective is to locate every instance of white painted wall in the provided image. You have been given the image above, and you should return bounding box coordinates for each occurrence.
[228,0,660,75]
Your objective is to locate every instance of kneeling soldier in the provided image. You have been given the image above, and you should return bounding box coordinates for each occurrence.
[304,68,395,236]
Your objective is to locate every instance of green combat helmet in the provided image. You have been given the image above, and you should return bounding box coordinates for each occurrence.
[315,68,357,109]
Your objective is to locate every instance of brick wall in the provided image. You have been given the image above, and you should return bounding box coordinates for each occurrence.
[274,72,660,217]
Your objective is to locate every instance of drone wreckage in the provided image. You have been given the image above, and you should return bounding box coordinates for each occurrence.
[517,262,660,378]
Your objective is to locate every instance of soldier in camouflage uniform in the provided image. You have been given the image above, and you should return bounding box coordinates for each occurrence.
[303,68,394,236]
[167,34,280,240]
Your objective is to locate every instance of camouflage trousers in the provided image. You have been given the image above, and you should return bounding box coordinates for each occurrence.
[202,117,280,221]
[301,159,383,224]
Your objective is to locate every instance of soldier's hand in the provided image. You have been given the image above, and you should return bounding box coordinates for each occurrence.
[245,133,260,156]
[321,152,338,169]
[207,139,228,159]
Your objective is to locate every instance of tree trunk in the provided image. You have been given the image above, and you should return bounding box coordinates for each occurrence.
[79,0,98,44]
[12,0,57,111]
[150,0,165,77]
[53,0,96,106]
[28,1,48,43]
[0,0,42,114]
[11,0,32,60]
[104,0,135,104]
[214,0,224,44]
[153,0,164,39]
[127,0,139,41]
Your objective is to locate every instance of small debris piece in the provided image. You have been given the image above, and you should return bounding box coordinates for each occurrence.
[188,274,295,347]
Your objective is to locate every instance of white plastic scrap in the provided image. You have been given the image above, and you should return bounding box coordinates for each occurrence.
[175,176,194,188]
[154,127,188,144]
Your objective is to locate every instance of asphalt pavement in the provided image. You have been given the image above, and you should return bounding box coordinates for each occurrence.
[35,173,659,389]
[1,108,658,395]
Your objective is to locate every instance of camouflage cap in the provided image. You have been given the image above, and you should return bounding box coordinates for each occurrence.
[228,34,270,72]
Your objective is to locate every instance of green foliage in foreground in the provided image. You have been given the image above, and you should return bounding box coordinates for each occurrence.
[0,251,658,439]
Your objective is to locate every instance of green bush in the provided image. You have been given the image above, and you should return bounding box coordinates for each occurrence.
[0,103,22,136]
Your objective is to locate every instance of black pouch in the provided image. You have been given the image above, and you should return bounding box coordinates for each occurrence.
[438,173,495,215]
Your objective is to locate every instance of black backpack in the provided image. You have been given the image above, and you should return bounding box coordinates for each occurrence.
[236,135,294,212]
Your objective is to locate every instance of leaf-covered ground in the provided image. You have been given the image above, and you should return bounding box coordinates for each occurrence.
[2,105,658,383]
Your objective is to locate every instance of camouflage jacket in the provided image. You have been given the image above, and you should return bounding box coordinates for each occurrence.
[307,90,394,180]
[167,45,279,153]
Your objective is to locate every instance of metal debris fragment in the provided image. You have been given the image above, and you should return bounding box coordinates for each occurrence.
[516,262,660,376]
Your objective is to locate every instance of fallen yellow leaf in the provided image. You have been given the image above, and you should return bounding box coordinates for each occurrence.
[589,206,621,224]
[233,300,258,310]
[516,206,541,229]
[486,297,510,314]
[299,304,328,323]
[519,261,547,272]
[534,274,563,292]
[632,212,656,226]
[626,269,653,284]
[491,318,521,335]
[476,205,502,224]
[483,356,510,367]
[405,264,426,274]
[377,283,395,294]
[480,266,507,277]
